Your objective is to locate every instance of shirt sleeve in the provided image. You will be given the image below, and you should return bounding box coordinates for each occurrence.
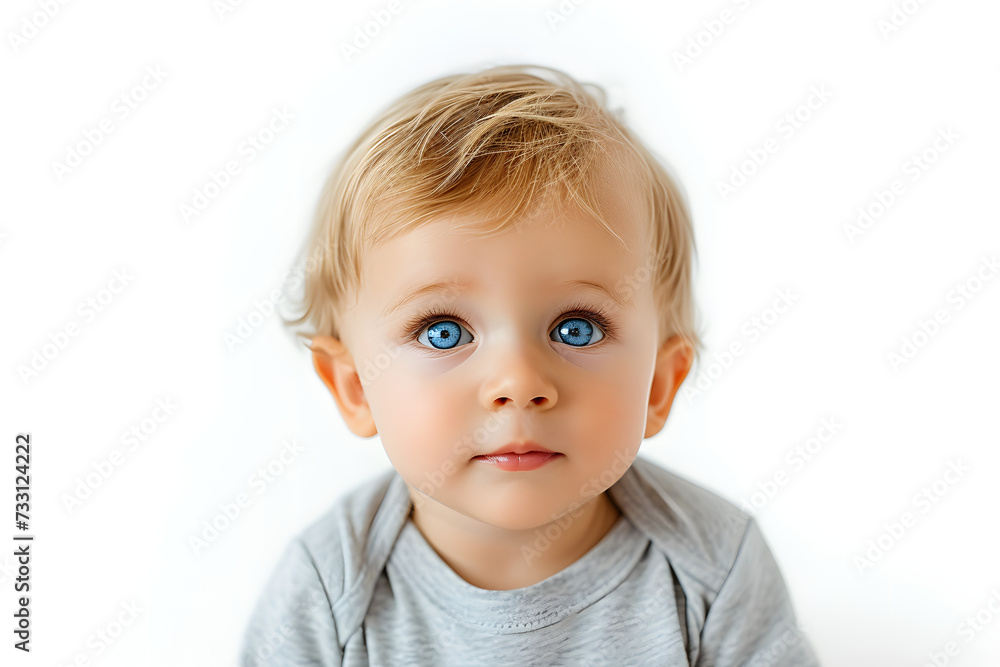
[695,518,821,667]
[239,538,343,667]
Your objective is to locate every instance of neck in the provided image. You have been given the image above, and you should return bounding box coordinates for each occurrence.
[408,490,622,591]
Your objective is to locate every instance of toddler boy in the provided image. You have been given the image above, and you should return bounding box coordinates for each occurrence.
[241,64,820,666]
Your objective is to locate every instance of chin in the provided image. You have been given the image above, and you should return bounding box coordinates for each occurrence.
[470,503,570,534]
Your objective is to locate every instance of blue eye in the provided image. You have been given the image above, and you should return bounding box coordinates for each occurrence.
[551,317,605,347]
[419,320,474,350]
[407,305,616,352]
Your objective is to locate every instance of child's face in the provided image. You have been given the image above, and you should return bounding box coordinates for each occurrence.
[317,184,690,534]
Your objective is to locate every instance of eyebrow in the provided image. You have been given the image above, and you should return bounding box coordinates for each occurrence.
[380,278,634,319]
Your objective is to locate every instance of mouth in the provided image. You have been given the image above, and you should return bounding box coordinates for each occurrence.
[472,444,564,472]
[477,441,558,457]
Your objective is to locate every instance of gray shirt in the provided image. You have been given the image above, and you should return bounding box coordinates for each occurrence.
[240,455,821,666]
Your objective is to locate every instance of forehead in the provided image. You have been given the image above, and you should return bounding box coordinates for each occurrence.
[361,184,650,310]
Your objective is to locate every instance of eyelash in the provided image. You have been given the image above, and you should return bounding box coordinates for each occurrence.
[400,300,620,349]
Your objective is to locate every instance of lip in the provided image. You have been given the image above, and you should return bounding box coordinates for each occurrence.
[479,441,558,457]
[472,451,563,472]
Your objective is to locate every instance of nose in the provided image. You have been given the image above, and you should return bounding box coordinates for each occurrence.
[480,341,558,411]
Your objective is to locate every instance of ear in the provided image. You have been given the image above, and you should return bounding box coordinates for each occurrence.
[308,335,378,438]
[644,335,694,439]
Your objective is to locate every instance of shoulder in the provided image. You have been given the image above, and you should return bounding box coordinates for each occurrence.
[614,457,819,665]
[241,467,402,664]
[616,455,753,594]
[294,465,401,600]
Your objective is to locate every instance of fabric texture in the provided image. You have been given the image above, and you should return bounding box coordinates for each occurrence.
[240,455,821,666]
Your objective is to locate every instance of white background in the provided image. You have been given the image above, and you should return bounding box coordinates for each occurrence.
[3,0,999,665]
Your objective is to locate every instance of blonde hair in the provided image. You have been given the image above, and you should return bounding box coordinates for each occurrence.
[283,64,701,360]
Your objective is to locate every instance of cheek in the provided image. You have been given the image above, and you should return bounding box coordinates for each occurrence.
[366,361,465,463]
[574,354,652,446]
[582,383,647,434]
